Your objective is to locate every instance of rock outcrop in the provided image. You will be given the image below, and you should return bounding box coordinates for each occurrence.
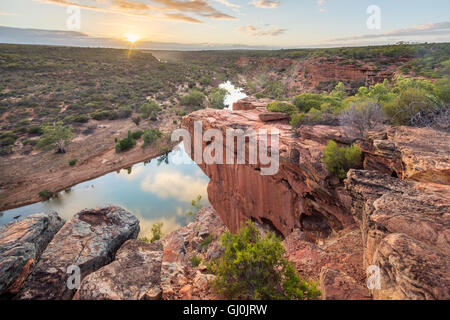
[182,105,450,300]
[75,240,163,300]
[160,206,225,300]
[16,206,139,300]
[0,212,64,295]
[345,170,450,300]
[69,206,225,300]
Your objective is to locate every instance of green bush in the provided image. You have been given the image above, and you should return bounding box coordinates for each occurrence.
[27,125,43,135]
[117,106,132,119]
[256,81,285,100]
[150,222,163,242]
[131,130,144,140]
[36,122,74,153]
[266,101,297,115]
[91,110,117,120]
[210,221,321,300]
[139,100,161,119]
[200,234,214,250]
[210,88,227,109]
[143,128,162,147]
[180,90,205,108]
[383,87,437,125]
[68,158,77,166]
[293,93,342,113]
[38,189,53,200]
[190,256,202,267]
[0,131,17,146]
[290,113,305,130]
[322,141,363,179]
[115,131,136,153]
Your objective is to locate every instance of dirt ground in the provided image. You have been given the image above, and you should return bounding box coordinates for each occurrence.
[0,116,179,211]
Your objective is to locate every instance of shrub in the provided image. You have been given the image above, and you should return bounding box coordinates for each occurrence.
[38,189,53,200]
[132,116,141,125]
[36,122,74,153]
[117,106,132,119]
[0,131,17,146]
[91,110,117,120]
[210,221,321,300]
[322,141,363,179]
[139,100,161,119]
[266,101,297,115]
[383,87,437,125]
[200,234,214,250]
[69,158,77,166]
[290,113,305,130]
[210,88,227,109]
[293,93,341,113]
[190,256,202,267]
[115,130,136,153]
[150,222,163,242]
[256,81,285,100]
[180,90,205,108]
[339,100,384,136]
[142,128,162,147]
[131,130,144,140]
[27,125,43,135]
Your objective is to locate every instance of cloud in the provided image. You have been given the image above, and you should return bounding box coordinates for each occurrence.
[317,0,326,12]
[213,0,240,9]
[140,170,208,203]
[0,12,19,16]
[252,0,279,9]
[34,0,235,23]
[238,24,287,36]
[327,21,450,42]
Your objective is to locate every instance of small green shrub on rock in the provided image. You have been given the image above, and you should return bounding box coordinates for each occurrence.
[38,189,53,200]
[322,140,363,179]
[210,221,321,300]
[115,131,136,153]
[190,256,202,267]
[266,101,297,115]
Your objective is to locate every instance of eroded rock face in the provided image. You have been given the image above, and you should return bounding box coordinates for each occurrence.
[160,206,226,300]
[75,240,163,300]
[345,170,450,300]
[0,212,64,295]
[182,107,358,238]
[16,206,139,300]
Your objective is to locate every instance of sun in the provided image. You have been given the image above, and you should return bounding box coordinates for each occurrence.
[125,33,140,43]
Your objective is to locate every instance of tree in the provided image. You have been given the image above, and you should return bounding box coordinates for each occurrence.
[322,141,363,179]
[37,122,74,153]
[185,195,203,222]
[210,88,227,109]
[210,221,321,300]
[180,89,205,109]
[339,100,384,136]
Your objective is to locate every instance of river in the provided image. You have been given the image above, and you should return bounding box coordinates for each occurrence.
[0,82,246,237]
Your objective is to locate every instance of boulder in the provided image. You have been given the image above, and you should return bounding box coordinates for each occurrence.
[232,97,271,111]
[16,206,139,300]
[0,212,64,295]
[75,240,163,300]
[258,112,290,122]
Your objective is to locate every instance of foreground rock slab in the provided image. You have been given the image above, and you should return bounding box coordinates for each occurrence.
[0,212,64,295]
[16,206,139,300]
[345,170,450,300]
[75,240,163,300]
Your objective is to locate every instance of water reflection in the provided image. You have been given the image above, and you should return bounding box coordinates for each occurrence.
[0,144,210,238]
[219,81,247,110]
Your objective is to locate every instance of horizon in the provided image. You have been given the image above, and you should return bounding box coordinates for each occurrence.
[1,0,450,50]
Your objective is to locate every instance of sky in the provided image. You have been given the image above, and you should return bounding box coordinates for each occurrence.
[0,0,449,49]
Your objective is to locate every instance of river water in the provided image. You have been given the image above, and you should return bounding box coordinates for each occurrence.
[0,82,246,237]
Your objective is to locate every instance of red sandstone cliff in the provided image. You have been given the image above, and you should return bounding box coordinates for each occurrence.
[181,102,449,300]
